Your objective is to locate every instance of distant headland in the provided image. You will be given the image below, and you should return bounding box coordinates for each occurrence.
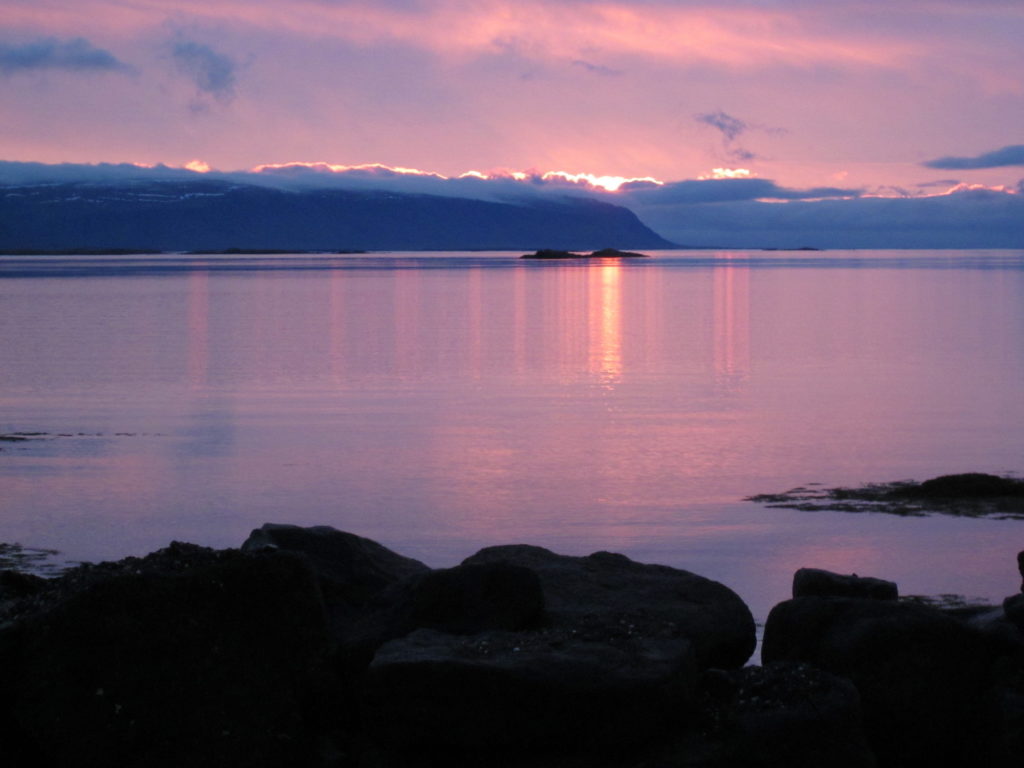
[0,178,675,253]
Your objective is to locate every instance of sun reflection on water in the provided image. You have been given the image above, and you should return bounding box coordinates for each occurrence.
[588,261,623,386]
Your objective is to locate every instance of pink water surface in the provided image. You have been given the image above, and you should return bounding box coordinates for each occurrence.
[2,249,1023,622]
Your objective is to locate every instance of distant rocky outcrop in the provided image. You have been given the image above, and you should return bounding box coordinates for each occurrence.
[0,180,675,252]
[2,527,1023,767]
[748,472,1024,518]
[521,247,650,259]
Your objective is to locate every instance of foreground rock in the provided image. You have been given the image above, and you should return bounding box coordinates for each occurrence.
[5,529,1022,767]
[792,567,898,601]
[242,523,429,613]
[0,543,332,768]
[763,566,1024,768]
[463,545,754,669]
[360,546,754,764]
[677,662,874,767]
[0,529,756,767]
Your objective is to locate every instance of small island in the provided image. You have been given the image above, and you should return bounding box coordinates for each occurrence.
[747,472,1024,518]
[521,248,650,259]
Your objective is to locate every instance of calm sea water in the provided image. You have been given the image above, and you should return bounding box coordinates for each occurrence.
[2,249,1023,624]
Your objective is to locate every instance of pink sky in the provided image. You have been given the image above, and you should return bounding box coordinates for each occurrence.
[1,0,1022,196]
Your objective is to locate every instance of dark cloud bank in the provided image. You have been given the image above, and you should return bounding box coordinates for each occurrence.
[635,186,1024,249]
[0,161,1021,249]
[0,37,130,75]
[924,144,1024,170]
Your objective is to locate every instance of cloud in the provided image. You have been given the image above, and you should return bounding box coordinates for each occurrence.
[8,1,922,71]
[0,37,130,75]
[0,160,201,185]
[923,145,1024,170]
[172,41,237,102]
[570,60,623,77]
[695,109,761,161]
[695,110,747,142]
[630,184,1024,249]
[621,177,857,205]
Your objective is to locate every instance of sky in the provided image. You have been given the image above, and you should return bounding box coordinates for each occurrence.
[2,0,1023,247]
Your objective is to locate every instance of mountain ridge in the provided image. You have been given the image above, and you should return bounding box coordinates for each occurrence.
[0,179,675,252]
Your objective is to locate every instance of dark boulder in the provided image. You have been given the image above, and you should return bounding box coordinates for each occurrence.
[409,561,545,635]
[792,568,898,601]
[0,544,333,768]
[334,560,547,677]
[1004,593,1024,633]
[359,545,753,763]
[241,523,429,610]
[362,627,697,762]
[762,595,996,767]
[686,662,875,767]
[0,569,47,600]
[463,545,755,669]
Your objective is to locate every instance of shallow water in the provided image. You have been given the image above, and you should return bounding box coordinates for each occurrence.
[2,249,1023,623]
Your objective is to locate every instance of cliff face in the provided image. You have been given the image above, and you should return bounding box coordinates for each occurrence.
[0,180,675,252]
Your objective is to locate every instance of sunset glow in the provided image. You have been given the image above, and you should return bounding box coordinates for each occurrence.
[539,171,664,193]
[252,161,445,178]
[246,161,663,193]
[701,168,753,180]
[5,7,1024,764]
[0,1,1021,246]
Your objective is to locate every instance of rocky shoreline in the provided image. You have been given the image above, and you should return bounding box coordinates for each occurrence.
[2,524,1023,767]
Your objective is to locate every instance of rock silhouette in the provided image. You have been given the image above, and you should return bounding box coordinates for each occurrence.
[1,526,1022,767]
